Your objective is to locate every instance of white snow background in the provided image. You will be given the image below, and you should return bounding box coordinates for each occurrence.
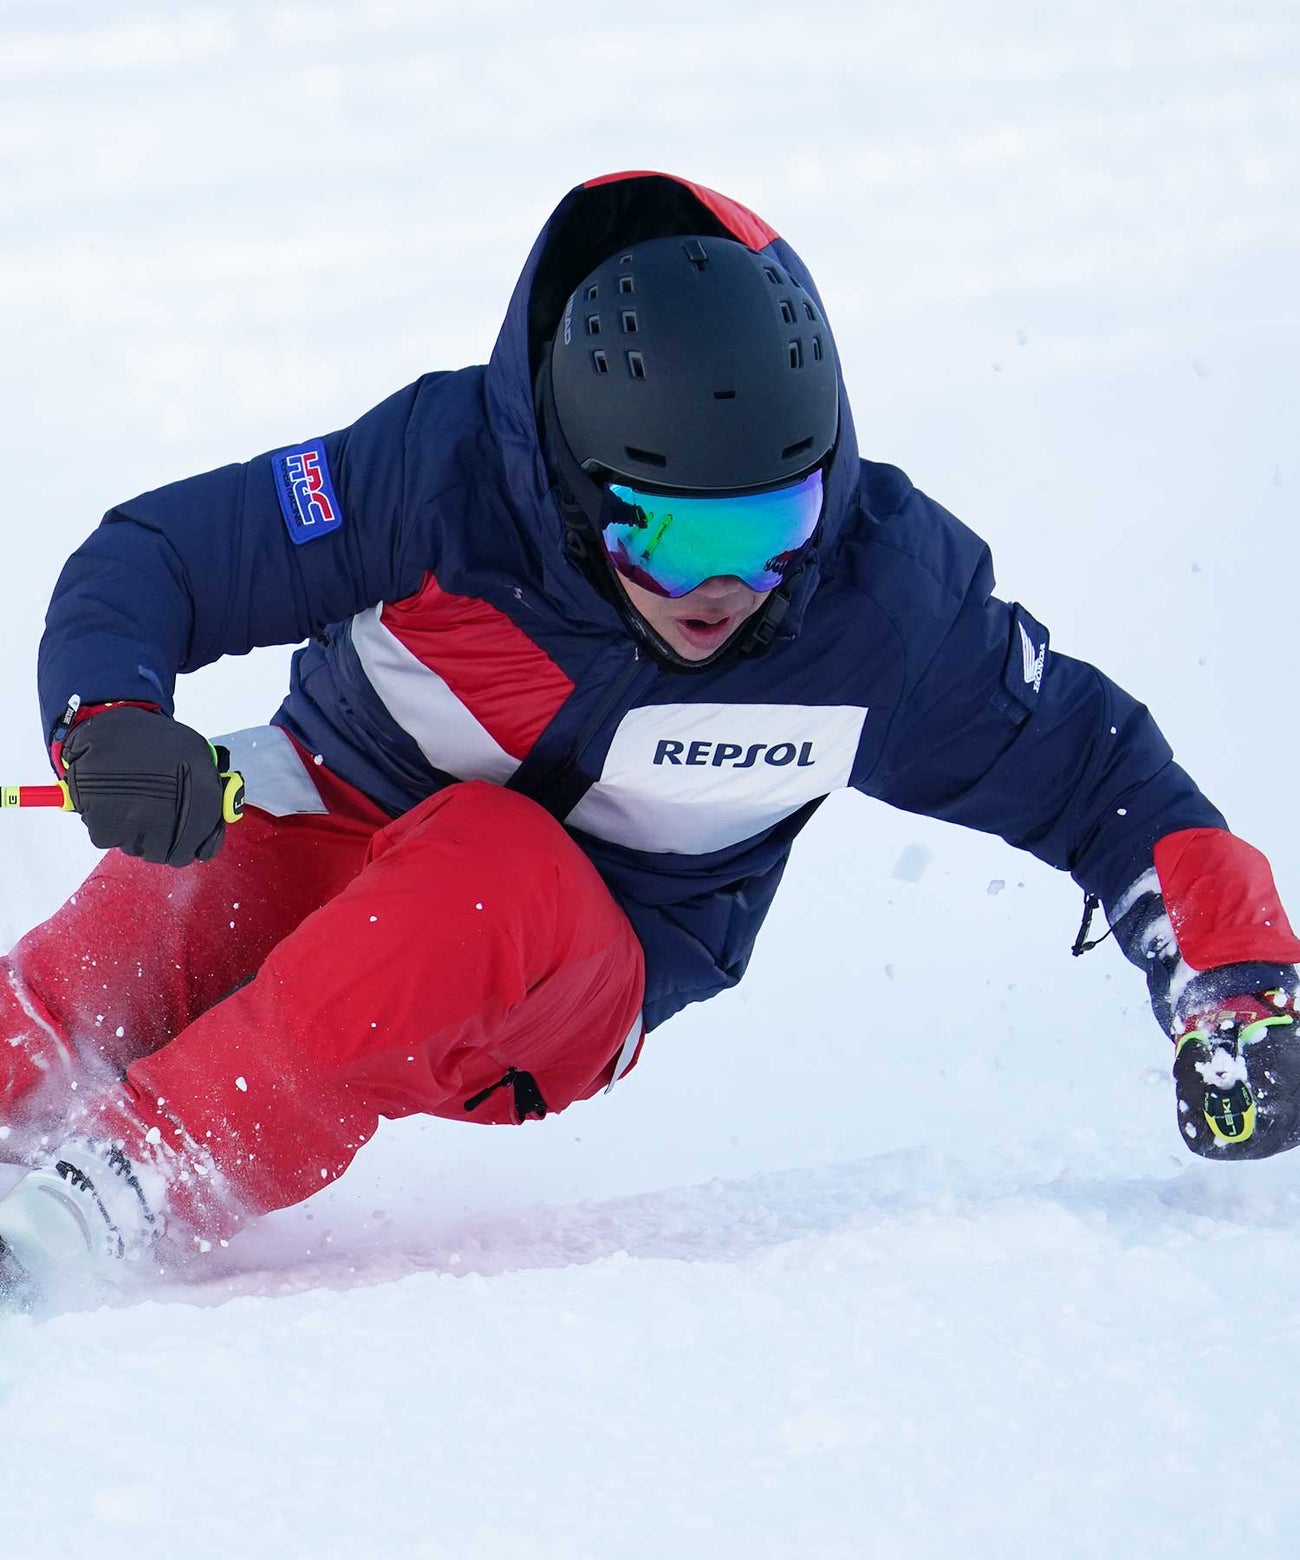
[1,3,1298,1556]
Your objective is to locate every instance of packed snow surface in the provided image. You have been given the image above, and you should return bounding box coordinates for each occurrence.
[1,3,1298,1555]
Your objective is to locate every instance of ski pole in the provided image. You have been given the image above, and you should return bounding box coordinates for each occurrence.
[0,763,247,823]
[0,783,75,811]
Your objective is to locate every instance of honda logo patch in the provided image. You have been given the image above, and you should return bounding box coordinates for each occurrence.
[271,442,343,544]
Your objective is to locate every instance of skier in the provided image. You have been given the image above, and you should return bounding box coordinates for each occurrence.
[2,169,1297,1308]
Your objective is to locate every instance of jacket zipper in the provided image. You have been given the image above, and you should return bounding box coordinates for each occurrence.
[551,645,644,788]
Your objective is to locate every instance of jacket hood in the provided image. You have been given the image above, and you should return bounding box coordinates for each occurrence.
[482,171,861,631]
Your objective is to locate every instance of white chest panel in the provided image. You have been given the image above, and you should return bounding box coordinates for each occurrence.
[566,702,869,854]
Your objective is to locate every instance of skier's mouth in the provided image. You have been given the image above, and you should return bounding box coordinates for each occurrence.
[673,614,740,651]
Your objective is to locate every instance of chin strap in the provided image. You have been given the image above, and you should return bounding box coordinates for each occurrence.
[732,581,793,656]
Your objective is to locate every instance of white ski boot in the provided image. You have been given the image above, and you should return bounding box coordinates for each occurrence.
[0,1140,161,1309]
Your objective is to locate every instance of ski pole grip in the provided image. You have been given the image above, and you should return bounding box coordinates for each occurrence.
[2,766,243,822]
[212,745,246,824]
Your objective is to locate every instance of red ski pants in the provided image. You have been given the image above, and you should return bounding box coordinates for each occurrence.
[0,769,645,1238]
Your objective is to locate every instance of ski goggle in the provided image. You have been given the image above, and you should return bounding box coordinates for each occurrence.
[600,469,824,599]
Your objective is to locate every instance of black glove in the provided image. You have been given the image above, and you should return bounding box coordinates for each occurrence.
[1172,972,1300,1160]
[61,707,226,866]
[1108,884,1300,1160]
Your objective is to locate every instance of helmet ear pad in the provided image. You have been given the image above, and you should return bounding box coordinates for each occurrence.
[548,235,839,494]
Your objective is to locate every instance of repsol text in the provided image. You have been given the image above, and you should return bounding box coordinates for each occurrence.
[653,739,816,768]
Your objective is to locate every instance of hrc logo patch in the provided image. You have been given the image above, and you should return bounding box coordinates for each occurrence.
[271,442,343,544]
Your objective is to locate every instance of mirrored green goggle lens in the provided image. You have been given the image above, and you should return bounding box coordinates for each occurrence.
[602,469,824,599]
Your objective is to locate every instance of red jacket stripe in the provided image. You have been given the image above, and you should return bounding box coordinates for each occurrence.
[380,576,574,761]
[1154,827,1300,970]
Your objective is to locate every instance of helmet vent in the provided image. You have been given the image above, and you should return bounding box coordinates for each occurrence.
[551,234,839,497]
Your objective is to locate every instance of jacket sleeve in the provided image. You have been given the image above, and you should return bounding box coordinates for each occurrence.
[37,377,445,741]
[860,538,1226,912]
[862,530,1300,1036]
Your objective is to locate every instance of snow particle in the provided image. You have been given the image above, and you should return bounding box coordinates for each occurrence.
[987,879,1006,896]
[145,1126,162,1145]
[235,1076,248,1092]
[891,843,932,883]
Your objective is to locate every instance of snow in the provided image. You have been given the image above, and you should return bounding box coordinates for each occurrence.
[1,1,1298,1555]
[1196,1046,1248,1086]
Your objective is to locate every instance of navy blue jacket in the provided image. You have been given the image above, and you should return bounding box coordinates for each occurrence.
[39,173,1223,1031]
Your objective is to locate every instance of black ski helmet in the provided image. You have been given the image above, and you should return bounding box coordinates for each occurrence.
[546,234,840,492]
